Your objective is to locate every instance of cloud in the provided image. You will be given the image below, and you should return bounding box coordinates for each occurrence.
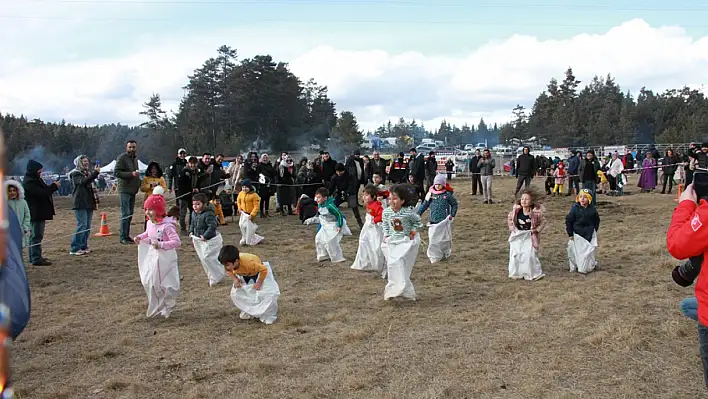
[1,18,707,134]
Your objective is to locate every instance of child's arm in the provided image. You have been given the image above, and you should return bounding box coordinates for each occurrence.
[417,197,430,215]
[202,213,218,240]
[448,193,458,218]
[507,208,517,232]
[158,223,181,250]
[565,207,576,238]
[236,192,244,212]
[534,206,548,233]
[140,178,152,194]
[159,177,167,192]
[381,209,392,238]
[135,229,149,243]
[372,203,384,224]
[326,201,344,228]
[593,208,601,232]
[189,211,196,236]
[249,194,260,219]
[20,201,31,234]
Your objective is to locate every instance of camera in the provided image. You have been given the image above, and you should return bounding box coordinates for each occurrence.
[673,255,703,287]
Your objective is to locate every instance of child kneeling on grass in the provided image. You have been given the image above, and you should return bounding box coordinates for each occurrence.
[314,187,351,263]
[190,193,225,286]
[219,245,280,325]
[382,184,423,301]
[565,188,600,274]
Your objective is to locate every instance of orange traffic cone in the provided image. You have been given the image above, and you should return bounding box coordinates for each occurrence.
[675,183,684,202]
[94,212,113,237]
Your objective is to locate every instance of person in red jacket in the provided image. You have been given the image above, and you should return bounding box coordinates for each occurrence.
[667,177,708,389]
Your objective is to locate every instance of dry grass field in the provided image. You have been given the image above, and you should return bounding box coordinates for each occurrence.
[9,176,705,398]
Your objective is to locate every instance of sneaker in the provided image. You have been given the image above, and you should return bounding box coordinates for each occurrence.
[120,238,134,245]
[263,318,275,325]
[69,250,86,256]
[83,248,91,254]
[239,311,252,320]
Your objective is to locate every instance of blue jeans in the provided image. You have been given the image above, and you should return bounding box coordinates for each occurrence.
[681,297,698,321]
[119,193,136,240]
[699,323,708,389]
[70,209,94,252]
[582,180,597,204]
[28,220,45,264]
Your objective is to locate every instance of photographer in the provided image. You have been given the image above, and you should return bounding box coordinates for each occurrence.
[667,174,708,389]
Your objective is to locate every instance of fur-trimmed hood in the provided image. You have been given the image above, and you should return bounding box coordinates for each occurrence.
[5,179,25,200]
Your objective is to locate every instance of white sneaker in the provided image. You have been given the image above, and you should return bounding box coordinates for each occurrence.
[263,318,275,325]
[239,311,252,320]
[69,250,86,256]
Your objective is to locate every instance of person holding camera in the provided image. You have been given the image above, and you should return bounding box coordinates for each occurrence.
[667,176,708,389]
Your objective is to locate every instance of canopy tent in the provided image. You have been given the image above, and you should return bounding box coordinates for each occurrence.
[100,160,149,174]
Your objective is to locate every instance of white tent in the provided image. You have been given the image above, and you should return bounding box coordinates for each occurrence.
[100,160,149,174]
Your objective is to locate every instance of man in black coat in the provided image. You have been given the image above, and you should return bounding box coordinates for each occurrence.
[320,151,337,185]
[22,160,60,266]
[330,161,364,228]
[177,157,203,234]
[370,151,389,183]
[406,148,425,194]
[514,146,537,196]
[469,149,483,195]
[167,148,188,219]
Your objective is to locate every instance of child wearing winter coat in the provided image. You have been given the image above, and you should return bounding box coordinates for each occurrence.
[407,174,425,203]
[372,172,389,208]
[552,161,566,196]
[382,184,423,300]
[211,197,226,226]
[315,187,350,263]
[236,179,264,246]
[565,189,600,274]
[507,188,547,281]
[134,194,181,318]
[5,180,31,248]
[417,175,458,263]
[351,184,386,276]
[190,193,225,286]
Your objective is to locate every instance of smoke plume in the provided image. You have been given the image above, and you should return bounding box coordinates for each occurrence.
[11,146,75,176]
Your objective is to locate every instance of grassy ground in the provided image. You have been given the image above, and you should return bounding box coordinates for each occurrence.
[10,176,704,398]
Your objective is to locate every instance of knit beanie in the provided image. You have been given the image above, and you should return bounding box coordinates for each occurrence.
[576,189,593,205]
[152,185,165,196]
[144,194,167,219]
[433,174,446,186]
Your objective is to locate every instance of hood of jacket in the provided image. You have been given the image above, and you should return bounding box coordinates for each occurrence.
[25,160,43,177]
[5,179,25,200]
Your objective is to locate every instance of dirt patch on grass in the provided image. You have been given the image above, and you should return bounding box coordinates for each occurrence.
[10,177,705,398]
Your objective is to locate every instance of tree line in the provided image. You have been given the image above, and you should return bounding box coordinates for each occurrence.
[499,67,708,147]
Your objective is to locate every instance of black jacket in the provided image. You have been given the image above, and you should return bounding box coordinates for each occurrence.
[329,172,357,197]
[370,158,388,181]
[177,167,202,200]
[345,156,366,190]
[23,160,58,221]
[565,203,600,242]
[321,158,337,183]
[70,168,99,210]
[167,157,187,192]
[516,154,536,177]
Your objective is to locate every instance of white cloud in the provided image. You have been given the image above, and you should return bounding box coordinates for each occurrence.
[1,18,707,135]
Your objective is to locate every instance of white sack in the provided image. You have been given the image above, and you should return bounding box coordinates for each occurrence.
[567,232,598,274]
[350,214,386,278]
[230,262,280,324]
[508,230,545,281]
[426,218,452,264]
[382,234,420,300]
[239,211,264,246]
[137,242,180,318]
[191,233,226,286]
[315,218,352,263]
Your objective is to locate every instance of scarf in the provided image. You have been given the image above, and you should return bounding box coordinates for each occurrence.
[72,155,100,209]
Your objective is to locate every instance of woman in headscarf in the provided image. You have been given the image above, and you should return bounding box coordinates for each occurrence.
[276,154,296,215]
[69,155,101,256]
[258,153,276,217]
[638,152,657,192]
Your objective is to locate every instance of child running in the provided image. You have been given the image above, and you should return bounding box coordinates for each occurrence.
[565,188,600,274]
[236,179,264,246]
[507,188,547,281]
[190,193,225,286]
[351,184,386,277]
[417,175,458,263]
[382,184,423,301]
[219,245,280,325]
[134,195,181,318]
[314,187,351,263]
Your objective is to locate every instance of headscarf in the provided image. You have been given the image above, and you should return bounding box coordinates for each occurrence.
[71,155,100,208]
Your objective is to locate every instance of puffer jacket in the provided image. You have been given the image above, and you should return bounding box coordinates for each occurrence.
[565,203,600,243]
[189,204,218,240]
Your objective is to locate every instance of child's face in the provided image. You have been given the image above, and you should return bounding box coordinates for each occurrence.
[408,175,415,183]
[389,193,403,210]
[242,185,250,193]
[145,209,157,222]
[373,175,382,185]
[193,200,204,213]
[213,198,221,204]
[520,193,532,208]
[223,260,239,272]
[7,186,18,200]
[363,192,374,204]
[579,195,589,206]
[314,193,326,205]
[434,184,444,191]
[189,161,198,169]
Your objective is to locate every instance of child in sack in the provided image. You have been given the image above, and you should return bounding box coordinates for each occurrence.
[314,187,351,263]
[219,245,280,325]
[417,175,458,263]
[565,188,600,274]
[507,188,547,281]
[382,184,423,301]
[236,179,264,246]
[351,184,386,277]
[134,195,181,318]
[190,193,225,286]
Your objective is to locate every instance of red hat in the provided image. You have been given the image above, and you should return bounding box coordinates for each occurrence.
[144,194,167,219]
